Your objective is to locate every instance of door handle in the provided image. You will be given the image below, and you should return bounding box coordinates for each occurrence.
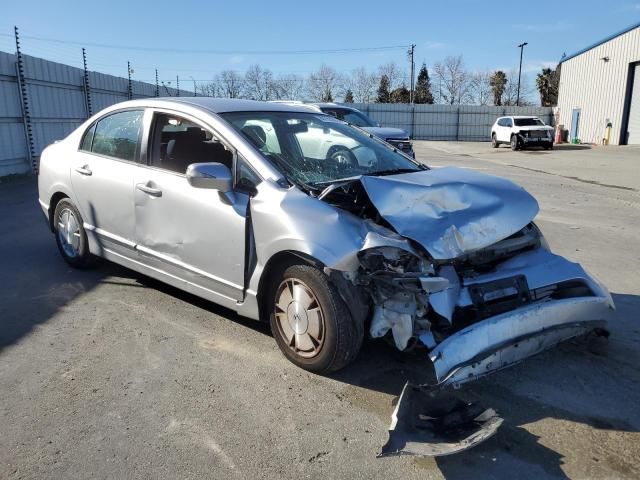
[136,183,163,197]
[75,165,92,176]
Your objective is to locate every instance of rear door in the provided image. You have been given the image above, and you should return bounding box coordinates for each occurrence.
[70,109,145,257]
[133,110,249,302]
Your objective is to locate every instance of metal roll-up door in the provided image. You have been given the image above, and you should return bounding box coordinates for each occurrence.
[628,63,640,145]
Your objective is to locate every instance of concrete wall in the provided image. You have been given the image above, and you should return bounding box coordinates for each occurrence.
[352,103,554,141]
[557,26,640,145]
[0,51,188,176]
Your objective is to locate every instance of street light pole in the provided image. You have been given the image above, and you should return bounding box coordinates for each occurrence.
[190,76,197,97]
[516,42,528,106]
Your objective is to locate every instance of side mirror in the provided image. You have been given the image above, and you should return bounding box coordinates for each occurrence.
[186,162,232,192]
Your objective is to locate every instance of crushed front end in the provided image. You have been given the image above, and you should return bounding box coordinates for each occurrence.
[355,223,614,388]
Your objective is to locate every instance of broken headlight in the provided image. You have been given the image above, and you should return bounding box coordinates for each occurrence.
[358,247,432,276]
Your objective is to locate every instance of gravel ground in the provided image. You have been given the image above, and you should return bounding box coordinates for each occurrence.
[1,141,639,479]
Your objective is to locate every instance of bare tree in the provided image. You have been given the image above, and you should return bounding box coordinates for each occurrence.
[502,69,533,106]
[348,67,377,103]
[196,81,218,97]
[216,70,243,98]
[469,71,492,105]
[244,64,275,101]
[271,74,305,100]
[377,62,403,91]
[307,64,343,102]
[433,55,473,104]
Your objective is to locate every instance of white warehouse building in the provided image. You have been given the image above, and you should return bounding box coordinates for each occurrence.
[557,22,640,145]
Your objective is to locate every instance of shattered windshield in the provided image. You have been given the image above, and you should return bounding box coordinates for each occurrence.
[514,118,545,127]
[221,112,422,187]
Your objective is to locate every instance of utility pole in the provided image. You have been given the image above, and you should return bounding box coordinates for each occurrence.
[516,42,528,107]
[408,44,416,104]
[82,48,92,117]
[127,61,133,100]
[190,76,197,96]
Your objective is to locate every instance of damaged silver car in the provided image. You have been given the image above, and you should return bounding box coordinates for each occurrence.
[38,98,614,386]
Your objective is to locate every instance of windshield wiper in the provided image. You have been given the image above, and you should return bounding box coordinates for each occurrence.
[366,168,424,177]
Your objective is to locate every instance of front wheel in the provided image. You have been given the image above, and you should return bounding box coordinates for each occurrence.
[268,264,363,373]
[53,198,95,268]
[510,135,521,151]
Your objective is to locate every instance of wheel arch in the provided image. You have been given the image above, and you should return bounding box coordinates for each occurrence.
[48,191,70,232]
[256,250,324,321]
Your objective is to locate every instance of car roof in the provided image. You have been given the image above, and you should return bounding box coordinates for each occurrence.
[147,97,322,114]
[313,103,352,109]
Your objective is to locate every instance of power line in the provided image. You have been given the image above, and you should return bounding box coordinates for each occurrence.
[0,33,407,56]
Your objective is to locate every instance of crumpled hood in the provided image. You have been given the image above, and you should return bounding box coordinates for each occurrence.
[359,167,539,260]
[361,126,409,140]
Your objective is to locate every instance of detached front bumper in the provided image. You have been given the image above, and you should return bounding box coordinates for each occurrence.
[427,249,615,387]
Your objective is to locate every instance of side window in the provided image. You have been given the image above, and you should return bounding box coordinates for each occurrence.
[149,113,233,174]
[79,123,96,151]
[91,110,144,161]
[506,118,513,128]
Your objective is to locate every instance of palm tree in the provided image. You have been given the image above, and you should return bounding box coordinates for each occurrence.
[536,67,560,106]
[489,71,507,106]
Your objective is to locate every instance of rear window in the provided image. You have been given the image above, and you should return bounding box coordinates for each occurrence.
[90,110,144,161]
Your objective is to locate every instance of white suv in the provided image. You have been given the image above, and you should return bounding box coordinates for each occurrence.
[491,116,554,151]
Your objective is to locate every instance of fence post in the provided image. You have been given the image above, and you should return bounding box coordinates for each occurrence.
[82,48,92,117]
[14,26,36,173]
[410,104,415,139]
[127,61,133,100]
[456,107,461,141]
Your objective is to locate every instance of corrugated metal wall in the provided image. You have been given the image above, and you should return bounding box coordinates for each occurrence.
[352,103,554,141]
[0,51,187,176]
[557,26,640,145]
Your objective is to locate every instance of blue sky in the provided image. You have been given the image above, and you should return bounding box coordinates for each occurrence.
[1,0,639,92]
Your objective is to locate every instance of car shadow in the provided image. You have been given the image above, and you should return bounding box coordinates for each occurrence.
[0,178,109,351]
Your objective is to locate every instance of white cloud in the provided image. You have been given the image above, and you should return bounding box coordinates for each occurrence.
[423,41,446,50]
[228,55,245,65]
[513,20,571,33]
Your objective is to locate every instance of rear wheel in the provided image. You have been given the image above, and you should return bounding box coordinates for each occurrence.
[268,264,362,373]
[491,133,499,148]
[327,147,357,168]
[510,135,520,151]
[53,198,95,268]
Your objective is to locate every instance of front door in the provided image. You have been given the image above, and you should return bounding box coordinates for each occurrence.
[70,109,145,257]
[133,111,248,302]
[570,108,581,143]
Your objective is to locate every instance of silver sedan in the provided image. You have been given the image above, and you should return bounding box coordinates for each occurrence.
[38,98,614,384]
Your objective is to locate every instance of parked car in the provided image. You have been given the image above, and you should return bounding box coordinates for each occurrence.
[310,103,415,158]
[491,116,554,150]
[38,98,613,388]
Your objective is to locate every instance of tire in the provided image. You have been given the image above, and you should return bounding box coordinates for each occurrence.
[544,143,553,150]
[510,134,520,151]
[491,133,499,148]
[268,264,363,373]
[53,198,95,268]
[327,147,357,167]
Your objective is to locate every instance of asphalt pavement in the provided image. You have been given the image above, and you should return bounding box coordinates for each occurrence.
[1,141,639,479]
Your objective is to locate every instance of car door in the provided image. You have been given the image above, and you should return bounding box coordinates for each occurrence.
[498,118,513,142]
[70,109,145,257]
[133,110,249,302]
